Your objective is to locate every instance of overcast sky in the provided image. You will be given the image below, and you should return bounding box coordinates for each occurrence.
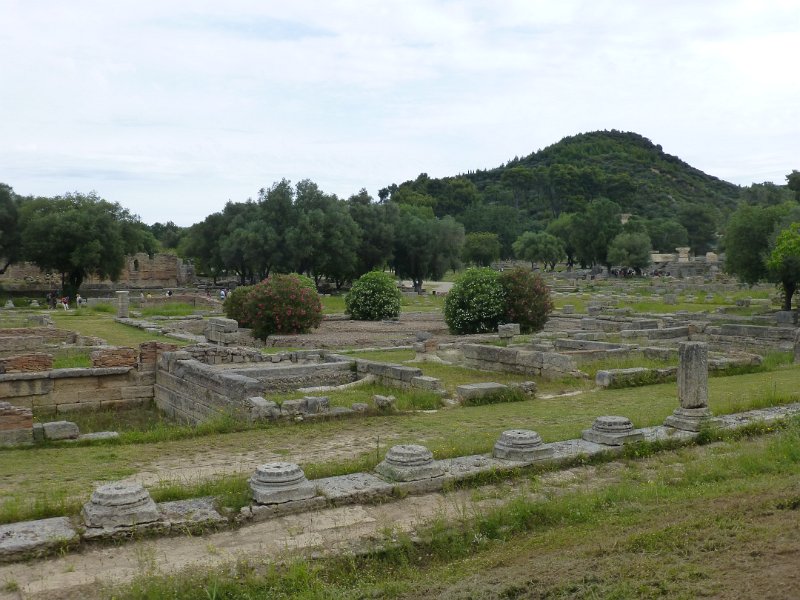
[2,0,799,226]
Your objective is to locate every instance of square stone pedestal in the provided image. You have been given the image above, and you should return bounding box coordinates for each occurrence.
[664,407,716,432]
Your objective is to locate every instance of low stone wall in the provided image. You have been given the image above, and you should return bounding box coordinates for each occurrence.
[154,351,266,424]
[461,344,583,380]
[0,342,172,414]
[706,324,798,352]
[355,359,444,392]
[0,367,155,414]
[227,361,357,393]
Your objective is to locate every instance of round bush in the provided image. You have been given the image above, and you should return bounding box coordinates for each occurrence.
[345,271,402,321]
[222,285,253,327]
[244,274,322,340]
[499,267,553,334]
[443,268,506,334]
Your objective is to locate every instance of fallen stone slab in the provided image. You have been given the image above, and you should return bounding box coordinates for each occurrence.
[0,517,79,562]
[158,497,226,530]
[456,382,508,401]
[315,473,394,504]
[42,421,80,441]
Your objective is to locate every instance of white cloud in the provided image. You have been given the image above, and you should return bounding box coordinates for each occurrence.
[1,0,798,224]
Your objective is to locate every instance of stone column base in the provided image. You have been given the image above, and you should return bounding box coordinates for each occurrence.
[664,407,715,432]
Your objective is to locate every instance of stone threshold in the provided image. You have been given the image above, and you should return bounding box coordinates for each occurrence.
[2,402,799,564]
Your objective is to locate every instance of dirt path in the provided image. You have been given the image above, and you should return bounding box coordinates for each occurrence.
[0,463,623,599]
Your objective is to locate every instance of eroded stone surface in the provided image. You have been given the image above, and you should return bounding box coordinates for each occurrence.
[82,482,160,528]
[582,416,644,446]
[375,444,444,482]
[493,429,554,461]
[42,421,79,441]
[678,341,709,409]
[0,517,78,561]
[249,462,316,505]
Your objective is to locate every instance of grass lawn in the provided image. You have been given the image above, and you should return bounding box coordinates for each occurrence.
[2,365,798,525]
[49,311,190,347]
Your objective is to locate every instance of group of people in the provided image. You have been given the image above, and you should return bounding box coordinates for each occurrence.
[44,291,87,310]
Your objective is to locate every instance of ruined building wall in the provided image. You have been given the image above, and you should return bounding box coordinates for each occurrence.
[0,253,194,291]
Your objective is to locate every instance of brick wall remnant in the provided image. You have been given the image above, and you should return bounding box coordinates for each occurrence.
[0,353,53,373]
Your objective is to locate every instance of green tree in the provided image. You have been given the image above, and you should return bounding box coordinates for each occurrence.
[512,231,565,271]
[19,192,156,298]
[646,218,689,253]
[677,204,719,254]
[607,232,652,274]
[570,198,622,269]
[787,170,800,201]
[722,204,782,285]
[149,221,185,250]
[545,213,577,268]
[767,223,800,310]
[459,204,532,258]
[462,232,501,267]
[181,212,227,283]
[501,166,534,211]
[393,207,464,292]
[0,183,22,273]
[348,190,397,274]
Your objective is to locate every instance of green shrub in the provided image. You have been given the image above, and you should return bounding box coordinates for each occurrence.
[443,268,506,334]
[499,267,554,334]
[223,285,253,326]
[345,271,401,321]
[244,274,322,340]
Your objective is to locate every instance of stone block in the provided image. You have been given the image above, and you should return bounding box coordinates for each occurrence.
[493,429,552,461]
[0,517,79,561]
[678,341,708,409]
[249,462,316,504]
[410,376,443,392]
[581,416,643,446]
[375,444,444,482]
[456,382,508,401]
[82,482,161,528]
[303,396,330,414]
[42,420,79,440]
[664,406,716,432]
[247,396,280,420]
[351,402,369,412]
[498,323,520,338]
[373,394,396,410]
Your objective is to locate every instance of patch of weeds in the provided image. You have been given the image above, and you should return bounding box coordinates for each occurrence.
[461,387,527,407]
[51,351,93,369]
[2,579,20,592]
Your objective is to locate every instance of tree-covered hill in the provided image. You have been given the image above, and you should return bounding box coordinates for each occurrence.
[471,130,742,219]
[379,129,769,257]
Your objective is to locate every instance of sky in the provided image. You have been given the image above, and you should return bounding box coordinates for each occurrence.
[2,0,799,226]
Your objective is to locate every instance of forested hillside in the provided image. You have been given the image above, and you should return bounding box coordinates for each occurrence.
[383,130,742,221]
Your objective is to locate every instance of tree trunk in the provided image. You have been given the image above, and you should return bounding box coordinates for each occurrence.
[783,281,796,311]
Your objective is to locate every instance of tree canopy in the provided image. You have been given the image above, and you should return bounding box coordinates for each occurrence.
[18,192,156,297]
